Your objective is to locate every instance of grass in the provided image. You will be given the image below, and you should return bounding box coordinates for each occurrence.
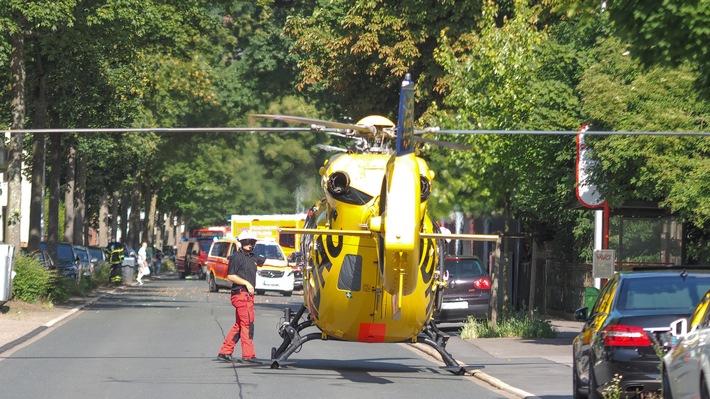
[460,311,558,339]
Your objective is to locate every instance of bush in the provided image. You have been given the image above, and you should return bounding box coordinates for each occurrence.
[12,252,58,302]
[460,311,558,339]
[93,261,111,285]
[161,258,175,272]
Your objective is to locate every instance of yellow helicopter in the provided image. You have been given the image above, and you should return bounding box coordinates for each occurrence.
[254,74,498,374]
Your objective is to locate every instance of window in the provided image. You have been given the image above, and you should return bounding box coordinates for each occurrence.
[619,276,710,311]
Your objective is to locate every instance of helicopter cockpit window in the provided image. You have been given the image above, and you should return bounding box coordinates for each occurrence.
[331,187,373,205]
[337,254,362,291]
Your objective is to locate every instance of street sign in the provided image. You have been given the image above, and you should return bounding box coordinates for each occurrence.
[593,249,615,279]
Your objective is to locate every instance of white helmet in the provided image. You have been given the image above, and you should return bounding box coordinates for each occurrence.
[238,230,258,242]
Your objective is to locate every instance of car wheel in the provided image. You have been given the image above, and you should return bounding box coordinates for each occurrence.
[197,267,206,280]
[661,366,673,399]
[701,374,710,399]
[281,291,292,297]
[572,361,585,399]
[208,273,218,292]
[588,363,600,399]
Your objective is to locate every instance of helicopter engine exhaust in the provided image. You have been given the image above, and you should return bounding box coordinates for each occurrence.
[327,171,350,195]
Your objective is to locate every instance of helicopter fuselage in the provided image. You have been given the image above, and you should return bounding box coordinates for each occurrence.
[301,152,440,343]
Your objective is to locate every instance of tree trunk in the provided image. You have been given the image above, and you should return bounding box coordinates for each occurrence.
[5,20,26,249]
[98,193,109,247]
[119,191,128,245]
[128,176,141,248]
[142,179,151,244]
[155,208,164,249]
[48,133,61,257]
[64,139,76,243]
[146,194,157,246]
[111,191,119,241]
[28,51,47,251]
[164,212,174,248]
[74,153,86,244]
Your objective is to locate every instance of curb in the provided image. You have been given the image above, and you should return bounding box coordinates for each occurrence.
[409,342,540,399]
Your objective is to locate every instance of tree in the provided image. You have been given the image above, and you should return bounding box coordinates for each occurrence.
[552,0,710,92]
[578,36,710,230]
[0,0,76,249]
[424,1,581,232]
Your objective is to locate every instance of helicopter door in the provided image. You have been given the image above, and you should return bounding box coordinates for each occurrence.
[337,255,362,291]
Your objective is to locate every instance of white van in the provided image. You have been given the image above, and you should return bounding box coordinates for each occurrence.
[253,239,295,296]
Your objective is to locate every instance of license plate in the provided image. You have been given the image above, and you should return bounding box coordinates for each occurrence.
[442,301,468,310]
[264,283,278,287]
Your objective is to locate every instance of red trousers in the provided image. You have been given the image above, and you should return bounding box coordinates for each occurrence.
[219,291,256,359]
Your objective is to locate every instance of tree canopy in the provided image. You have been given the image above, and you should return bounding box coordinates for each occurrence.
[0,0,707,261]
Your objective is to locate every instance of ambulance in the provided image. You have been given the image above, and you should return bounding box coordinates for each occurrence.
[229,214,306,258]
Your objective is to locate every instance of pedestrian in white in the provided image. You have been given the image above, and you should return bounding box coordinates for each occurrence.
[137,242,150,285]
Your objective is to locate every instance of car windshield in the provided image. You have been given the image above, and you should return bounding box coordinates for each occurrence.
[88,248,103,259]
[445,258,486,278]
[618,275,710,311]
[56,244,74,262]
[75,248,89,261]
[198,240,212,253]
[254,243,285,260]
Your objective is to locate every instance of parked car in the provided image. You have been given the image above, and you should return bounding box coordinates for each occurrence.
[287,251,304,290]
[73,245,93,276]
[661,287,710,399]
[39,242,79,279]
[434,256,491,323]
[21,247,56,270]
[254,239,294,297]
[205,238,240,292]
[87,246,107,272]
[175,239,207,280]
[572,268,710,399]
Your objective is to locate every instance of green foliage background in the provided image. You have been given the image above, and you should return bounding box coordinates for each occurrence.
[0,0,708,262]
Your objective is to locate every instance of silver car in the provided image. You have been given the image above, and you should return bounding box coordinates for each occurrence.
[662,288,710,399]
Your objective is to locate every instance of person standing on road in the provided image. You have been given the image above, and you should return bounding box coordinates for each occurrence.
[136,242,149,285]
[217,231,264,363]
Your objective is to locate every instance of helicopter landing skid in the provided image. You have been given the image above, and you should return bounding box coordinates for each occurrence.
[417,321,484,375]
[270,305,318,369]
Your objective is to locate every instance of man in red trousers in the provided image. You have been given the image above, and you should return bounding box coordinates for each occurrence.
[217,231,264,363]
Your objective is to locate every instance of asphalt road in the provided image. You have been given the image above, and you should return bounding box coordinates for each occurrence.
[0,275,515,399]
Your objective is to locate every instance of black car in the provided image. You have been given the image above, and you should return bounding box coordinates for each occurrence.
[434,256,491,323]
[21,248,56,270]
[572,269,710,399]
[39,242,80,279]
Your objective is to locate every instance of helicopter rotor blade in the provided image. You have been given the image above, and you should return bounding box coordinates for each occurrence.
[418,128,710,137]
[252,114,376,135]
[315,144,348,153]
[413,136,471,150]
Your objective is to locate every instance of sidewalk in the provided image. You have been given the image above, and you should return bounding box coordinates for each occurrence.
[435,319,582,398]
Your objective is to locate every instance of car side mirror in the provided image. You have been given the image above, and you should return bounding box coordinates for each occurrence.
[574,307,589,322]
